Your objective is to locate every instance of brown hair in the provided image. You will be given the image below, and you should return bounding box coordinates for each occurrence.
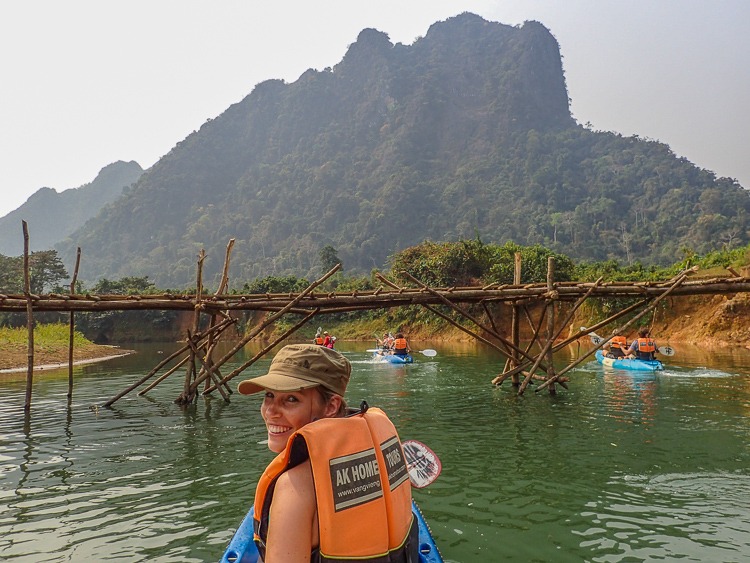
[316,386,348,417]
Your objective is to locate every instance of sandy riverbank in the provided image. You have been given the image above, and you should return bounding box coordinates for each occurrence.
[0,345,135,375]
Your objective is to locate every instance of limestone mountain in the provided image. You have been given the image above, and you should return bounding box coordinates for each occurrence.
[55,13,749,288]
[0,161,143,256]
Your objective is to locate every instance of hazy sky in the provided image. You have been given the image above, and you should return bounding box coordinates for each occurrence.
[2,0,748,219]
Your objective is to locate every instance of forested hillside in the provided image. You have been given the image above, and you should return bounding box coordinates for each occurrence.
[0,161,143,255]
[54,13,749,288]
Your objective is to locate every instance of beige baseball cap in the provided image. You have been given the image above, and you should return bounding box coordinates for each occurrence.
[237,344,351,396]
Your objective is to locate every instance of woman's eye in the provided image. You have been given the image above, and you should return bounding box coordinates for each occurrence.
[286,395,299,403]
[264,391,274,399]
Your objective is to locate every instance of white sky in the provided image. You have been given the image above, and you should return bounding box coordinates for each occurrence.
[1,0,748,218]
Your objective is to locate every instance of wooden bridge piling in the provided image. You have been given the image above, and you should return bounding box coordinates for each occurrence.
[67,247,81,399]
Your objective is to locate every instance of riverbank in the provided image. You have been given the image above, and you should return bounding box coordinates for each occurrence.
[0,343,135,374]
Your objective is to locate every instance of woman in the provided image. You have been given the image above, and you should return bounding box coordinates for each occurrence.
[237,344,417,562]
[392,333,411,357]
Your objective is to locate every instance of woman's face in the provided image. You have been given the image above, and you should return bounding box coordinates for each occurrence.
[260,388,333,453]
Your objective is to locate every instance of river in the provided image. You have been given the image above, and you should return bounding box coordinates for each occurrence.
[1,341,750,562]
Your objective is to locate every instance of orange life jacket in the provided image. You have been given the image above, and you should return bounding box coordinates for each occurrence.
[253,408,416,562]
[393,338,408,354]
[636,337,656,352]
[314,336,324,345]
[635,337,656,359]
[610,335,627,350]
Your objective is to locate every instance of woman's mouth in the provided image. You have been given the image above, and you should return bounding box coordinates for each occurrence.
[267,424,292,435]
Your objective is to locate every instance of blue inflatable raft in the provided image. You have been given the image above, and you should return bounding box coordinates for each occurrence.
[372,351,414,364]
[595,349,664,371]
[220,499,443,563]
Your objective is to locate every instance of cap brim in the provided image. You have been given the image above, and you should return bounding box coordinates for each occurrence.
[237,371,321,395]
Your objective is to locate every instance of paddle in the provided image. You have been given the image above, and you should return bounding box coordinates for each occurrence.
[580,327,675,356]
[366,348,437,357]
[402,439,442,488]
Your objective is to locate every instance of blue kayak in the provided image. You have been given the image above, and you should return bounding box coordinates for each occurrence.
[373,352,414,364]
[220,499,442,563]
[595,349,664,371]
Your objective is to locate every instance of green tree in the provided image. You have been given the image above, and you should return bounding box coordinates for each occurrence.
[319,245,341,274]
[0,255,23,293]
[92,276,156,295]
[29,250,68,294]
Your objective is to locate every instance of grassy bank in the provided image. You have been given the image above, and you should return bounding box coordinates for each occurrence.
[0,323,132,371]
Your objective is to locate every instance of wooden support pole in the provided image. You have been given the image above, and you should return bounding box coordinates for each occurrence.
[510,252,522,384]
[203,309,319,395]
[67,247,81,399]
[22,221,34,412]
[545,256,556,395]
[181,250,206,404]
[201,238,236,395]
[522,305,547,354]
[186,330,229,402]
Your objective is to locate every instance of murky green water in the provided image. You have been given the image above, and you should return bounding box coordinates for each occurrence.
[2,341,750,562]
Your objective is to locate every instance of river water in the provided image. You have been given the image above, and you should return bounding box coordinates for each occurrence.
[1,341,750,562]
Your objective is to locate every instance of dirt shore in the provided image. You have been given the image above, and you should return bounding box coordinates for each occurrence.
[0,344,135,374]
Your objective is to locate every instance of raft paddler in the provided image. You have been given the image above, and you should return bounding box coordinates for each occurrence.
[603,330,628,359]
[237,344,418,562]
[626,327,658,361]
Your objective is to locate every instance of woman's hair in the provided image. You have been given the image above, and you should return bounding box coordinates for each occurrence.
[638,327,650,337]
[316,386,348,417]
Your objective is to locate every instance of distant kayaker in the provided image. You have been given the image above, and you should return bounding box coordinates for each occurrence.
[313,329,324,346]
[375,332,393,353]
[322,331,333,348]
[237,344,417,562]
[603,330,628,359]
[392,333,411,357]
[626,327,658,360]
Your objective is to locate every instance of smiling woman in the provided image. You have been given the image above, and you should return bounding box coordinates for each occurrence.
[236,344,418,563]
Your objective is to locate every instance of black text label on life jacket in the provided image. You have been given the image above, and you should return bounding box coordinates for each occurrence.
[380,436,409,491]
[329,448,383,512]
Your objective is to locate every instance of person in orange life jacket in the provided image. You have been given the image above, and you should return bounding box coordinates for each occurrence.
[603,330,628,359]
[626,327,658,360]
[237,344,417,563]
[313,330,324,346]
[392,333,410,357]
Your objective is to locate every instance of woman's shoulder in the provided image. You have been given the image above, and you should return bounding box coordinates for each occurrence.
[276,459,314,493]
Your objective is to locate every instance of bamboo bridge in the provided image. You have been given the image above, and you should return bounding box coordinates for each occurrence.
[5,226,750,411]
